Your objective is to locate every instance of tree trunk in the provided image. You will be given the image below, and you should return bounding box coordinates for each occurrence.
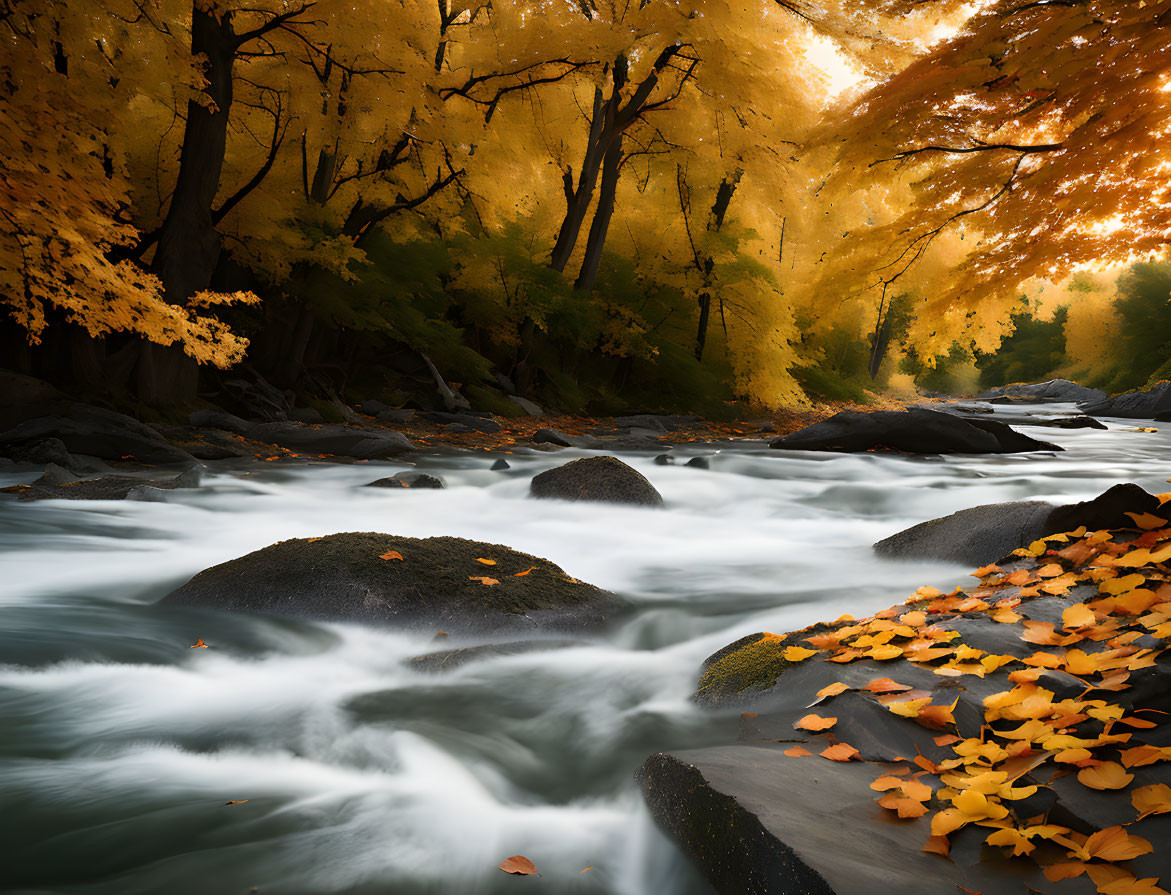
[549,88,608,273]
[142,5,238,403]
[574,132,622,291]
[694,293,712,361]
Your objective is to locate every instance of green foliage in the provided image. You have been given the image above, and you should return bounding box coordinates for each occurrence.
[901,342,977,395]
[976,300,1068,388]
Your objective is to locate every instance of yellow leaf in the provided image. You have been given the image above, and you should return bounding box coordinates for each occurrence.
[784,646,818,662]
[1077,762,1134,791]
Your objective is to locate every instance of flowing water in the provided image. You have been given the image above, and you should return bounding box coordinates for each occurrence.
[2,406,1168,895]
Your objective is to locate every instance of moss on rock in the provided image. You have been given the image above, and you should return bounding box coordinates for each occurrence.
[163,532,628,634]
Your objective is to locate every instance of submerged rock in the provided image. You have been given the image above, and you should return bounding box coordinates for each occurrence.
[365,472,445,489]
[7,465,204,502]
[770,408,1060,455]
[875,483,1161,565]
[530,456,663,506]
[161,532,628,635]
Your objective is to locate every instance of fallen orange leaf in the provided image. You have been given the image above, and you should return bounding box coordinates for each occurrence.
[190,638,208,648]
[794,714,837,732]
[498,855,539,876]
[784,745,812,757]
[820,743,860,762]
[1077,762,1134,791]
[513,567,536,577]
[469,576,499,586]
[476,558,497,565]
[224,800,249,805]
[380,550,404,561]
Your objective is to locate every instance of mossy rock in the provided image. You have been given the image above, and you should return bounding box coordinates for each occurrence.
[162,532,628,635]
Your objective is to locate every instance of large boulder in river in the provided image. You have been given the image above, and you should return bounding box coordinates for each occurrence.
[162,532,627,634]
[530,456,664,506]
[0,404,194,464]
[1081,381,1171,420]
[770,408,1060,454]
[874,482,1161,565]
[979,378,1106,404]
[640,526,1171,893]
[245,421,413,458]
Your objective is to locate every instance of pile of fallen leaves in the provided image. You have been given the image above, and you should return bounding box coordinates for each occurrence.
[771,506,1171,895]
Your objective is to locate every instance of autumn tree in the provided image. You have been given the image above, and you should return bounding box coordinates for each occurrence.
[813,0,1171,369]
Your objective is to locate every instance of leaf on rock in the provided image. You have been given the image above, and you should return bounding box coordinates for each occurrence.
[784,646,819,662]
[1082,826,1153,862]
[380,550,404,561]
[863,677,912,693]
[190,638,208,648]
[1077,762,1134,791]
[469,576,499,586]
[1131,783,1171,819]
[820,743,860,762]
[513,567,536,577]
[476,558,497,565]
[794,713,837,731]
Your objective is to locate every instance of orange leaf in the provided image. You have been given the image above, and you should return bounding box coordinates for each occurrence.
[468,576,499,586]
[380,550,404,561]
[784,745,813,757]
[513,567,536,577]
[863,677,912,694]
[1099,878,1171,895]
[1062,603,1096,630]
[820,743,860,762]
[794,714,837,731]
[499,855,539,876]
[224,800,249,805]
[922,835,950,857]
[476,558,497,565]
[934,734,962,747]
[190,638,208,648]
[877,793,929,818]
[1083,826,1153,862]
[816,682,850,700]
[1077,762,1134,791]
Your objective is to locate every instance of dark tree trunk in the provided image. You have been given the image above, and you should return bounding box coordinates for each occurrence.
[692,169,742,363]
[550,87,608,273]
[574,132,622,291]
[140,5,238,404]
[308,149,338,204]
[694,293,712,361]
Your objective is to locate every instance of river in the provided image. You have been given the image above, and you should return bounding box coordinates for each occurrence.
[1,407,1167,894]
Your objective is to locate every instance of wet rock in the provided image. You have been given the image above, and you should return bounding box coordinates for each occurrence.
[189,409,252,434]
[424,411,503,434]
[1048,416,1107,429]
[1082,381,1171,419]
[0,404,195,464]
[531,428,604,449]
[980,379,1107,404]
[638,748,1064,895]
[377,408,416,424]
[359,399,389,416]
[685,457,710,470]
[875,483,1160,565]
[246,421,414,459]
[770,408,1060,454]
[444,423,472,434]
[407,640,580,672]
[530,456,663,506]
[161,532,628,635]
[507,396,544,417]
[288,407,326,425]
[613,414,700,431]
[654,454,674,466]
[491,459,510,471]
[9,465,202,502]
[365,472,445,489]
[35,463,77,486]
